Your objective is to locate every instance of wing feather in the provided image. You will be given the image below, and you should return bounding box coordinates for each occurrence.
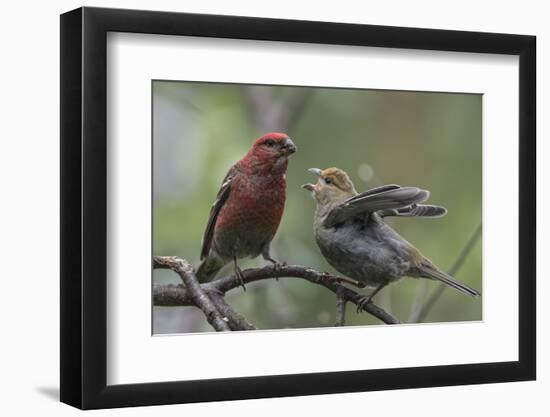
[200,166,238,260]
[348,184,401,199]
[323,186,431,228]
[379,204,447,218]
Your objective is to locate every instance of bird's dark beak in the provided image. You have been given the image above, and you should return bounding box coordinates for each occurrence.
[280,138,297,155]
[308,168,322,177]
[302,183,315,191]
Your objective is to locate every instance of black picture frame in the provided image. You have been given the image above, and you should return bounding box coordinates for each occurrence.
[60,6,536,410]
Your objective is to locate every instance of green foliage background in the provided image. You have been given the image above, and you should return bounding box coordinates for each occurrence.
[153,81,482,334]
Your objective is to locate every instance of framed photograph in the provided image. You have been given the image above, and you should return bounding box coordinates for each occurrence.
[60,6,536,409]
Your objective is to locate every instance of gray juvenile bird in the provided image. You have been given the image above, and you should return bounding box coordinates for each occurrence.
[302,167,480,309]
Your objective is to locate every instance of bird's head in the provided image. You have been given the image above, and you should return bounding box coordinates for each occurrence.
[244,132,297,174]
[302,167,357,205]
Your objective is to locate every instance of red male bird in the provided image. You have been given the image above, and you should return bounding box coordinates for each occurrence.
[196,133,297,288]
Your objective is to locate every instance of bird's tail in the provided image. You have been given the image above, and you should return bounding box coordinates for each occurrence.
[420,263,480,297]
[196,256,226,282]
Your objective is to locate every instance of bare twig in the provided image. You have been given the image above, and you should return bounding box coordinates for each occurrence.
[335,287,347,326]
[208,291,257,330]
[217,266,399,323]
[153,283,192,306]
[154,259,400,326]
[153,256,231,331]
[408,223,482,323]
[152,283,255,330]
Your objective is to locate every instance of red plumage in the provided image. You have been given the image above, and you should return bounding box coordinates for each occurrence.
[215,173,285,238]
[196,133,297,284]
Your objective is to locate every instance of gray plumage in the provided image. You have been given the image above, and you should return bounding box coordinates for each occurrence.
[303,167,480,302]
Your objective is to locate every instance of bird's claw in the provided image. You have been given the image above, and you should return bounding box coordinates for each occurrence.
[356,295,373,313]
[268,259,287,281]
[235,267,247,292]
[352,280,366,289]
[322,272,364,288]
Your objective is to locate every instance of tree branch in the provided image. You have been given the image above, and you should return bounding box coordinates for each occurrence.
[213,265,399,324]
[153,256,231,332]
[208,291,257,330]
[335,287,347,326]
[153,283,192,306]
[153,258,400,328]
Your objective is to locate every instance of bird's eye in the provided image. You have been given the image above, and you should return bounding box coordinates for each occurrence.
[324,177,332,184]
[265,139,276,147]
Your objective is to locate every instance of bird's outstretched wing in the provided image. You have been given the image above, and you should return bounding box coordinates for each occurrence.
[200,165,238,260]
[379,203,447,218]
[323,185,431,228]
[353,184,401,197]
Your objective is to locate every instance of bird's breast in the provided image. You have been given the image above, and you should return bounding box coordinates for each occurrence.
[213,175,286,258]
[315,221,410,285]
[219,176,286,231]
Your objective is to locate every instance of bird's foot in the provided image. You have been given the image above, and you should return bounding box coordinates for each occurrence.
[356,283,387,312]
[267,258,287,281]
[356,295,373,313]
[321,272,365,288]
[235,266,247,292]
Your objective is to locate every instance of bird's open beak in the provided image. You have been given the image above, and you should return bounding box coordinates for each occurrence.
[303,168,322,192]
[308,168,323,177]
[280,138,297,155]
